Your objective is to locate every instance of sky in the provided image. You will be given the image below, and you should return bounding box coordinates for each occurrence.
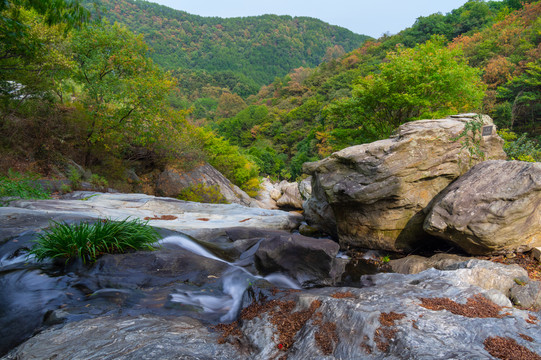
[149,0,471,38]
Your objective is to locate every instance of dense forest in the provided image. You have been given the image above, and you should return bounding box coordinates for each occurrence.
[0,0,539,200]
[210,0,541,179]
[81,0,370,99]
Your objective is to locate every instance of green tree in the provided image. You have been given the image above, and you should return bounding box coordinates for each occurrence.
[0,0,88,71]
[497,58,540,130]
[328,36,485,138]
[70,21,175,156]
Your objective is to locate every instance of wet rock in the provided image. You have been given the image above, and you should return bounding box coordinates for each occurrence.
[5,258,541,360]
[255,234,342,287]
[233,261,540,359]
[303,114,506,252]
[84,248,231,289]
[424,160,541,255]
[2,315,242,360]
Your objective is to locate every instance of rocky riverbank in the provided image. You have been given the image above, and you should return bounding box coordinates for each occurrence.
[1,114,540,359]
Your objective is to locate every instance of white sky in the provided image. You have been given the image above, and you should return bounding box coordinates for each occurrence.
[148,0,473,38]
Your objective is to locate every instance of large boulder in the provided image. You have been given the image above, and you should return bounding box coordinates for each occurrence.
[155,163,259,207]
[389,253,471,274]
[424,160,541,255]
[303,114,506,252]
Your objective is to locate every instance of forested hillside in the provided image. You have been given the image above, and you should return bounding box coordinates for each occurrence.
[82,0,370,97]
[0,0,539,200]
[210,0,541,180]
[0,0,261,196]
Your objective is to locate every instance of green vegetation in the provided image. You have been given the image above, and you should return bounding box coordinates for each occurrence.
[29,218,160,264]
[0,1,260,195]
[177,184,228,204]
[453,115,487,167]
[82,0,370,89]
[1,0,539,197]
[0,170,51,205]
[328,36,485,138]
[89,174,108,189]
[211,1,540,180]
[498,129,541,162]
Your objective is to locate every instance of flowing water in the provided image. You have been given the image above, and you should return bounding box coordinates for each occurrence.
[160,235,300,321]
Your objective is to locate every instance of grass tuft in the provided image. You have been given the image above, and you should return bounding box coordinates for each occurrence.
[28,218,161,264]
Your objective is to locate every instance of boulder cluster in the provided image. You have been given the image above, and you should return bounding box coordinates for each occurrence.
[303,114,540,256]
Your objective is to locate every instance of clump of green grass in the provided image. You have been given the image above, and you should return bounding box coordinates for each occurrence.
[28,218,161,264]
[0,169,51,205]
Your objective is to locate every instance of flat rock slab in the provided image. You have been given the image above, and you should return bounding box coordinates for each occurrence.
[0,193,303,241]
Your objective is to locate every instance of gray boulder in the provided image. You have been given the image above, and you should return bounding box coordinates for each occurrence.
[155,163,259,207]
[390,253,471,274]
[303,114,506,251]
[254,178,278,209]
[2,315,242,360]
[509,278,541,310]
[424,160,541,255]
[255,234,342,287]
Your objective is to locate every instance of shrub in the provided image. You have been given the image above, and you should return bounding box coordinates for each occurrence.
[0,170,51,205]
[67,165,82,189]
[90,174,108,189]
[28,218,161,264]
[177,184,229,204]
[498,129,541,162]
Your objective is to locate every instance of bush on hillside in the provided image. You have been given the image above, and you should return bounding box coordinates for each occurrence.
[0,170,51,205]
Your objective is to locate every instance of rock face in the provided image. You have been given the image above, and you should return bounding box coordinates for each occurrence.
[155,163,259,207]
[5,260,541,360]
[424,160,541,255]
[255,233,342,287]
[254,178,279,209]
[255,179,307,210]
[275,181,304,209]
[303,114,506,252]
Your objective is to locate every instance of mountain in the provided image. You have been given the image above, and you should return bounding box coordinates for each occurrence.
[210,0,541,179]
[83,0,370,94]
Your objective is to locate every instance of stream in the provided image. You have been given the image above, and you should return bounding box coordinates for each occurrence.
[0,232,311,355]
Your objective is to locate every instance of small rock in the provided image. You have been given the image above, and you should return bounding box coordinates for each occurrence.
[509,280,541,310]
[533,247,541,262]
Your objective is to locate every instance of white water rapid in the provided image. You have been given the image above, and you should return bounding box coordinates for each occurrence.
[160,235,300,322]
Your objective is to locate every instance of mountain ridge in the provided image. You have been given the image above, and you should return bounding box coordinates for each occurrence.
[84,0,371,91]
